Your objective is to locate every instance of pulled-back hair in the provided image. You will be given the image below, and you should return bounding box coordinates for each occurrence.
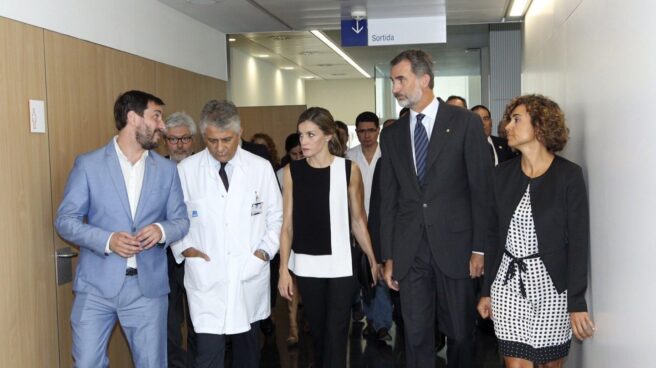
[297,107,342,156]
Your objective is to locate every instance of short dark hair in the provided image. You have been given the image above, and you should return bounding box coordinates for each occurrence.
[390,49,435,89]
[113,90,164,130]
[355,111,379,128]
[446,95,468,108]
[470,104,490,116]
[284,133,300,153]
[502,94,569,153]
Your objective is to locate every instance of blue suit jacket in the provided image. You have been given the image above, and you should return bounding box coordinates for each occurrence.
[56,139,189,299]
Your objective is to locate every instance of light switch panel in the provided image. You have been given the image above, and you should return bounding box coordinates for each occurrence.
[29,99,46,133]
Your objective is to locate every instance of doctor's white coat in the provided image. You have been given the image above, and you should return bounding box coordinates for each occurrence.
[171,147,282,335]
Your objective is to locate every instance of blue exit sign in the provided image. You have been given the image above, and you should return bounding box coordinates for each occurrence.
[340,19,367,47]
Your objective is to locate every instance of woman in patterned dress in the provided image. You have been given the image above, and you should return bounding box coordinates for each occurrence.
[477,95,595,368]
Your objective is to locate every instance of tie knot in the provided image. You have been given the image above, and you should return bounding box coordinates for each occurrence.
[416,113,425,124]
[220,162,227,169]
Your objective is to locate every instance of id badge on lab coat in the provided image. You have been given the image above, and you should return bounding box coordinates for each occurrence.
[251,190,263,216]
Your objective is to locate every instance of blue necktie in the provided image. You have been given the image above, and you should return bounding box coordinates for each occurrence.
[414,113,429,184]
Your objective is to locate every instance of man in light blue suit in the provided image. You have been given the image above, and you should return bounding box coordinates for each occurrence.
[56,90,189,368]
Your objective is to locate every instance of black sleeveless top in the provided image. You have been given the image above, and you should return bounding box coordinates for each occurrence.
[290,158,351,256]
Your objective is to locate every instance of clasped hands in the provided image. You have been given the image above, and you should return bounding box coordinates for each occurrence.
[109,224,162,258]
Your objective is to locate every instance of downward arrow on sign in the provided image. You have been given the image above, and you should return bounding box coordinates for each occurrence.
[352,19,364,34]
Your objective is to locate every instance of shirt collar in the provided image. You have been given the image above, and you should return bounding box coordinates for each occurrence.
[410,98,439,123]
[208,146,241,169]
[113,136,148,165]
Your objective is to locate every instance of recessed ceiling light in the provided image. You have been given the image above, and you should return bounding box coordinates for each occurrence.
[281,66,295,70]
[310,30,371,78]
[254,54,270,58]
[507,0,531,17]
[302,76,315,79]
[228,37,236,42]
[185,0,219,4]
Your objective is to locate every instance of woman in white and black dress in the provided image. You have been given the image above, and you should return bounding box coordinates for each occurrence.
[477,95,595,368]
[278,107,378,368]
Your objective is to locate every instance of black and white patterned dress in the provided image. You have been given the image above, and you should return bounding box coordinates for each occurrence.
[491,184,571,363]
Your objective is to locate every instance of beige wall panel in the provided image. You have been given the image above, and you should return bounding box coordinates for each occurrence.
[0,17,59,367]
[237,105,307,164]
[155,63,227,155]
[45,30,157,368]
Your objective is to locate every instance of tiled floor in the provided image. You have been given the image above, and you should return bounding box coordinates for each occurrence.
[257,299,504,368]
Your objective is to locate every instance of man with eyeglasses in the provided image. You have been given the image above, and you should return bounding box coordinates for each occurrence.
[346,112,392,342]
[164,111,198,367]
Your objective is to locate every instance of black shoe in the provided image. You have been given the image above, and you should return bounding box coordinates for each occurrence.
[376,328,392,344]
[434,332,446,353]
[362,321,376,339]
[352,303,365,323]
[260,317,275,336]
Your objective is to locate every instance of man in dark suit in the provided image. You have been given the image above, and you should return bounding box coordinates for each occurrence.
[471,104,517,165]
[164,111,198,368]
[380,50,493,368]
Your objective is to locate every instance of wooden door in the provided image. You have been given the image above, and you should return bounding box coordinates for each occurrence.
[0,17,59,367]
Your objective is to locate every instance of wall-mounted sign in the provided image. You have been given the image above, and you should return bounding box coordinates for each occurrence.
[341,16,446,47]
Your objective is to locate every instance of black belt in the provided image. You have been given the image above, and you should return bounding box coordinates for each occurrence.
[503,250,539,298]
[126,267,138,276]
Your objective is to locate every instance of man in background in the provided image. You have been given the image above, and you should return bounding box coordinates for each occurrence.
[346,112,393,342]
[164,111,198,367]
[446,95,468,108]
[471,104,516,165]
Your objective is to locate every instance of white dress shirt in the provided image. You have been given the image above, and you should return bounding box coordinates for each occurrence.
[106,136,166,268]
[409,98,440,172]
[487,136,499,166]
[345,144,381,215]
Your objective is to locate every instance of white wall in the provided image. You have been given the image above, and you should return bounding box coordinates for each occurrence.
[523,0,656,366]
[434,76,481,107]
[228,48,305,107]
[305,79,375,124]
[0,0,227,80]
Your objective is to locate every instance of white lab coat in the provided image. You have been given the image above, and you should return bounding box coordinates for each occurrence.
[171,148,282,335]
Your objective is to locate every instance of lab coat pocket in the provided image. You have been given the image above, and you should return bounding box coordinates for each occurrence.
[240,253,268,282]
[184,257,213,291]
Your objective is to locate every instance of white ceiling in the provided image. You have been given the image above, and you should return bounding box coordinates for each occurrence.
[158,0,514,80]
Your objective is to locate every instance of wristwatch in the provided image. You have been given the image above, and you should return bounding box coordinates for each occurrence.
[255,249,270,262]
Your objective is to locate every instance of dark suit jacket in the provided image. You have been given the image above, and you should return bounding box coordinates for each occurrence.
[490,135,517,164]
[379,100,493,280]
[242,140,272,162]
[482,156,590,312]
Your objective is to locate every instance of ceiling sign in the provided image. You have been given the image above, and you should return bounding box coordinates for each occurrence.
[341,16,446,47]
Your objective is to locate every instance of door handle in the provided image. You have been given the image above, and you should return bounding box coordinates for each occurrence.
[56,251,78,258]
[56,248,78,284]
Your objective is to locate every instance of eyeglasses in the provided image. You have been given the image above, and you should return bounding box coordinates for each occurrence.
[166,136,192,144]
[356,128,378,134]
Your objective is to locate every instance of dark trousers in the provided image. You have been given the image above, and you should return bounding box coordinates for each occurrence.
[195,322,260,368]
[296,275,358,368]
[269,254,280,308]
[398,234,476,368]
[167,249,196,368]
